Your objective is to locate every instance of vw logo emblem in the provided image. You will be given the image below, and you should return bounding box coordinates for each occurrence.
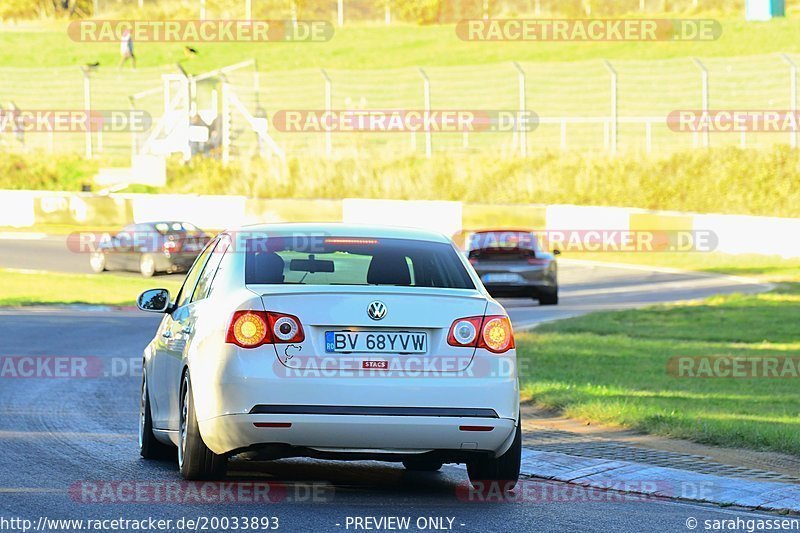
[367,301,387,321]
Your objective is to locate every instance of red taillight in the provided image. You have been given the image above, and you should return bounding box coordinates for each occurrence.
[226,310,304,348]
[479,316,515,353]
[527,257,548,265]
[226,311,271,348]
[267,312,305,343]
[163,239,182,253]
[447,315,514,354]
[447,316,482,347]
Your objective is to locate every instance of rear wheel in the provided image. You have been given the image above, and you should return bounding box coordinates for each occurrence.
[89,252,106,273]
[178,372,227,480]
[538,288,559,306]
[139,372,173,459]
[402,459,443,472]
[467,420,521,491]
[139,253,156,278]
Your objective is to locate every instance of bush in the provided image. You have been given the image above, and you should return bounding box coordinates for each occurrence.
[2,146,798,219]
[163,146,800,218]
[0,153,98,190]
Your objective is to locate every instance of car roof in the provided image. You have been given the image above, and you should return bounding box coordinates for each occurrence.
[225,223,452,243]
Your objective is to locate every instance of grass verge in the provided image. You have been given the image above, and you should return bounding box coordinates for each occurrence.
[563,252,800,282]
[139,147,800,219]
[4,18,800,70]
[0,269,182,307]
[4,146,799,219]
[517,279,800,455]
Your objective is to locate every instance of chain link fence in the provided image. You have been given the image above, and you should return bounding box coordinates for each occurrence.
[262,53,800,157]
[1,52,798,160]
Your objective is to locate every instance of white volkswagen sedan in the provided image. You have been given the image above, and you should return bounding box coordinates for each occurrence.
[137,224,521,488]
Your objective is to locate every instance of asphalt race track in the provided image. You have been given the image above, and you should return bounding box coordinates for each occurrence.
[0,236,779,532]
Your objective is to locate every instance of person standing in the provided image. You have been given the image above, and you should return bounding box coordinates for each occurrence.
[119,29,136,69]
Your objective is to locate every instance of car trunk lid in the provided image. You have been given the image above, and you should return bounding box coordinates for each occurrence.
[251,285,487,372]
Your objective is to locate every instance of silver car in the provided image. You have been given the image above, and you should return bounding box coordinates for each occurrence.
[467,229,559,305]
[137,224,521,488]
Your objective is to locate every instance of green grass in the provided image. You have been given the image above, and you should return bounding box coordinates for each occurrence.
[0,269,181,306]
[152,147,800,219]
[517,282,800,454]
[0,153,100,191]
[564,252,800,281]
[3,146,798,218]
[4,18,800,71]
[5,18,800,157]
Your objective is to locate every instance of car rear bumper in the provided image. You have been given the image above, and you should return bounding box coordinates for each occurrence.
[484,283,557,297]
[189,345,519,457]
[198,412,517,459]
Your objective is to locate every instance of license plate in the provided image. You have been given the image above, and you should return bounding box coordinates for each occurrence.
[325,331,427,354]
[482,273,522,283]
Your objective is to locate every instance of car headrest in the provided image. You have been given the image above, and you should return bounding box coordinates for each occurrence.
[247,251,285,284]
[367,253,411,286]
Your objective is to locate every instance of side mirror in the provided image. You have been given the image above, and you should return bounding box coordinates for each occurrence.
[137,288,171,313]
[553,249,561,256]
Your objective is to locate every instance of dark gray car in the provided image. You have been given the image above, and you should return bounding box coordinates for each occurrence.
[467,229,559,305]
[89,221,209,277]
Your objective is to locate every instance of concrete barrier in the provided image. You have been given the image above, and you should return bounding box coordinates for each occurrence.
[245,198,342,225]
[462,203,546,232]
[0,191,35,227]
[1,189,798,258]
[694,213,800,258]
[129,194,248,229]
[342,199,462,237]
[545,204,635,232]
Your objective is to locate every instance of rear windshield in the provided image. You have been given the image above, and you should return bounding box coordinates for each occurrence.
[468,231,540,258]
[245,236,475,289]
[468,231,539,252]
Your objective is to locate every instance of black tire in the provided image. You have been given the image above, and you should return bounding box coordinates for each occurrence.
[467,419,521,491]
[538,288,559,306]
[89,252,106,273]
[402,459,443,472]
[139,372,174,459]
[178,372,227,480]
[139,253,156,278]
